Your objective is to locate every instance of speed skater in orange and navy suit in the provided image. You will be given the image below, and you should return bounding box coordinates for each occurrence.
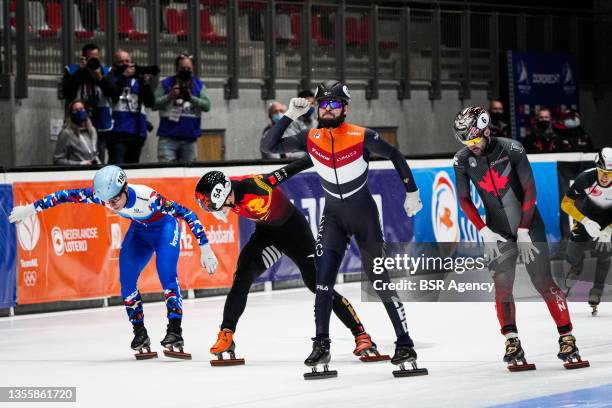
[262,80,426,378]
[195,160,381,363]
[452,106,589,370]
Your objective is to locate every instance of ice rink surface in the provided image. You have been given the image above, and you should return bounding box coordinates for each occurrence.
[1,282,611,408]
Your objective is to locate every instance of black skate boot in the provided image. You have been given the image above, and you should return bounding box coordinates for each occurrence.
[161,319,191,360]
[588,290,601,316]
[131,324,158,360]
[391,344,428,378]
[503,337,535,372]
[303,338,337,380]
[558,334,589,369]
[564,265,581,297]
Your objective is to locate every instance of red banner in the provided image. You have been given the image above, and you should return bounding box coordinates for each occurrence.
[13,178,239,304]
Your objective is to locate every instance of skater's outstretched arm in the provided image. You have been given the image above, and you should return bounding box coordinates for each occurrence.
[363,128,422,217]
[149,192,219,274]
[508,142,536,230]
[363,129,417,193]
[453,156,485,230]
[263,155,314,188]
[149,193,208,245]
[9,188,102,224]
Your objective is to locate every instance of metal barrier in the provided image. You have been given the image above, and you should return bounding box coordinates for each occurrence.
[3,1,610,100]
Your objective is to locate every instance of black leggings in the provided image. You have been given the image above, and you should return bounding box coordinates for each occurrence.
[566,222,611,296]
[221,209,364,335]
[314,189,412,346]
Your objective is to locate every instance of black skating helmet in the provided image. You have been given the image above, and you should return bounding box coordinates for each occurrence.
[314,80,351,103]
[195,171,232,212]
[453,106,491,145]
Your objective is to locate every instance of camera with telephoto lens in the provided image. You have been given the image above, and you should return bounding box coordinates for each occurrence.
[114,64,160,78]
[86,57,101,71]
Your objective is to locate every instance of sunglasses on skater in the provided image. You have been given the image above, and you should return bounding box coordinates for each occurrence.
[319,99,343,110]
[106,192,124,205]
[597,167,612,177]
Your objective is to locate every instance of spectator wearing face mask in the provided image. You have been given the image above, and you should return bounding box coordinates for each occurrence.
[53,100,101,165]
[524,108,564,153]
[557,109,594,153]
[488,99,510,138]
[154,54,211,162]
[261,101,287,159]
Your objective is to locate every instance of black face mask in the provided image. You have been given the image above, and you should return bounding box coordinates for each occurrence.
[177,69,192,82]
[490,112,503,122]
[537,120,550,131]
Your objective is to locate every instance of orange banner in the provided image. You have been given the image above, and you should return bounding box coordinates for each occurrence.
[13,178,239,304]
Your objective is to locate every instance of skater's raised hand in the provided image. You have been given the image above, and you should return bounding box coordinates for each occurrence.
[404,190,423,217]
[284,98,311,121]
[8,204,37,224]
[479,226,507,261]
[516,228,540,265]
[594,226,611,252]
[580,217,602,239]
[200,243,219,275]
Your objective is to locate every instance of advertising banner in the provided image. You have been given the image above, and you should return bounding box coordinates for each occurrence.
[507,51,579,141]
[12,179,239,304]
[0,184,17,308]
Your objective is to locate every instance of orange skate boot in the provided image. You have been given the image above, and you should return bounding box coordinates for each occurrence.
[210,328,245,366]
[353,332,390,362]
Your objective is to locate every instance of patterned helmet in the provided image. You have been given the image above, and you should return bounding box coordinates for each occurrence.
[93,165,127,201]
[314,80,351,103]
[195,171,232,212]
[453,106,491,145]
[595,147,612,171]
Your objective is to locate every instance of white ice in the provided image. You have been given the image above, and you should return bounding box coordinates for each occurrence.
[1,282,611,408]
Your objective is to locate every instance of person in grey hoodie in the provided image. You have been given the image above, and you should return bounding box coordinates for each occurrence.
[54,100,101,165]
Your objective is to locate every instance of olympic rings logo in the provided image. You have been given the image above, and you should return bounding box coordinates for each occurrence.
[23,271,37,287]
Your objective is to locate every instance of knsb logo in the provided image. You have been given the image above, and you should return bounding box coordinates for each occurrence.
[431,171,459,243]
[51,226,65,256]
[16,212,41,252]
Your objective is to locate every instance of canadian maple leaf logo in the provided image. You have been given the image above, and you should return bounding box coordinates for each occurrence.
[478,168,508,197]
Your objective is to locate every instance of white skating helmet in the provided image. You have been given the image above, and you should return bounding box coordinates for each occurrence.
[93,165,127,201]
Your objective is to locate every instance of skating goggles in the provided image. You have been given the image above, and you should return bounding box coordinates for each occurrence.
[318,99,343,110]
[597,167,612,177]
[462,135,483,146]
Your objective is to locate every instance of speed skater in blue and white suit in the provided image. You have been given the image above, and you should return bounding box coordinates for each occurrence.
[8,165,219,358]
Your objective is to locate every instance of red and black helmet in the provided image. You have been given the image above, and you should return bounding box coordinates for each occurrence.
[195,171,232,212]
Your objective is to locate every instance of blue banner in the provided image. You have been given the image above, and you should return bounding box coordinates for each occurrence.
[508,51,579,141]
[239,162,561,282]
[0,184,17,308]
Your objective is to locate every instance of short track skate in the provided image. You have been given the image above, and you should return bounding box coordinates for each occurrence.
[354,333,390,363]
[161,324,191,360]
[304,338,337,380]
[131,325,158,360]
[210,341,245,366]
[558,335,589,370]
[391,345,428,378]
[504,338,535,372]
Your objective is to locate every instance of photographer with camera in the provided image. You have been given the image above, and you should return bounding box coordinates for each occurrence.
[153,54,211,163]
[62,43,114,163]
[108,50,158,164]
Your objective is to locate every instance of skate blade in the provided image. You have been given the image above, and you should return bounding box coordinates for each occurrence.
[359,354,391,363]
[392,367,429,378]
[163,350,192,360]
[134,351,158,360]
[210,358,245,366]
[564,360,590,370]
[303,370,338,380]
[507,363,536,372]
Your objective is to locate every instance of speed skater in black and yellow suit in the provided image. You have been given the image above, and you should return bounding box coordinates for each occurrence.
[195,159,385,364]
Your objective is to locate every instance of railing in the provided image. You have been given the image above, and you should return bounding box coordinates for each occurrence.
[1,0,609,100]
